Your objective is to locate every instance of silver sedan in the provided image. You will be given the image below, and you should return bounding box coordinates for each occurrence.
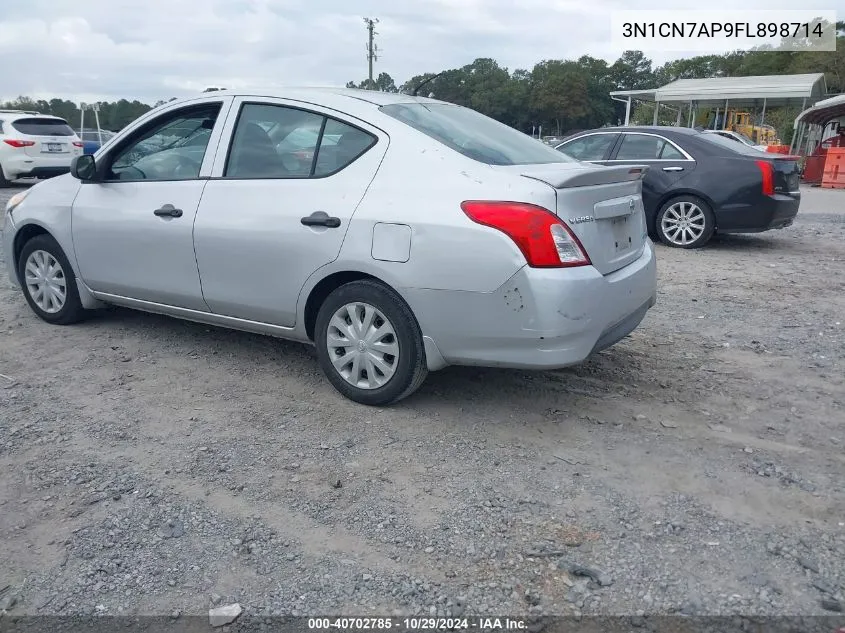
[2,88,657,405]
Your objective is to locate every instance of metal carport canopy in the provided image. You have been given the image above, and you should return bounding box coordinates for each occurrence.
[793,93,845,127]
[611,73,827,108]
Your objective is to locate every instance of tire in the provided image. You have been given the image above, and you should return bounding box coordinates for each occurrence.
[314,279,428,406]
[17,234,86,325]
[0,166,10,188]
[655,195,716,249]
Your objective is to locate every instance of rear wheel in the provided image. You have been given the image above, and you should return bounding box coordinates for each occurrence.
[656,195,715,249]
[314,280,428,406]
[0,166,10,188]
[17,234,86,325]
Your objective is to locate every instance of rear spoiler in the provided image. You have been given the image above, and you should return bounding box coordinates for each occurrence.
[520,164,649,189]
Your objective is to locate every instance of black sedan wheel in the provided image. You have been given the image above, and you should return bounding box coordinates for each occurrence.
[656,196,715,249]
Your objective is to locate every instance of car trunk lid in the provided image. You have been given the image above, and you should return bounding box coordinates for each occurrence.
[770,156,800,194]
[506,162,650,275]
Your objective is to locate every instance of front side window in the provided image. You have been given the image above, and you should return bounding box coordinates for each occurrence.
[381,102,574,166]
[225,103,376,179]
[557,134,616,161]
[108,104,221,181]
[12,118,75,137]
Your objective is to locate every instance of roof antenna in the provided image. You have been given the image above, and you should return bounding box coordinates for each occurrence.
[411,70,446,97]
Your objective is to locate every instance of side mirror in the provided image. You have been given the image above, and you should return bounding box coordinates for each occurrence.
[70,154,97,181]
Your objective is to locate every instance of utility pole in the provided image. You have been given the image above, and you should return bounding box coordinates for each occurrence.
[363,17,379,90]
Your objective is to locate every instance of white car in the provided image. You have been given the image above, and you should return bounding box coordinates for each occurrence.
[0,110,83,186]
[701,129,767,151]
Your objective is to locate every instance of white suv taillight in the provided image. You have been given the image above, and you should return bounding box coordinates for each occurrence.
[3,140,35,148]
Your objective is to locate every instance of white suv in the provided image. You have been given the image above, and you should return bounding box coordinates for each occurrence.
[0,110,83,186]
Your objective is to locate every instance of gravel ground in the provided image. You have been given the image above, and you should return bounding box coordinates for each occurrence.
[1,183,843,623]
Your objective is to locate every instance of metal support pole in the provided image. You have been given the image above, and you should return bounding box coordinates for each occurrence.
[80,105,85,136]
[713,107,720,129]
[625,97,631,126]
[653,101,659,125]
[723,100,729,129]
[794,122,806,155]
[687,102,693,127]
[93,107,102,145]
[675,107,682,126]
[760,98,767,125]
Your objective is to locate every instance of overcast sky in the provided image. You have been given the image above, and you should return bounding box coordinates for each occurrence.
[0,0,822,104]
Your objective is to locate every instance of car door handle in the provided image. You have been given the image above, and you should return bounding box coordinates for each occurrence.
[154,204,183,218]
[301,211,341,228]
[662,166,684,172]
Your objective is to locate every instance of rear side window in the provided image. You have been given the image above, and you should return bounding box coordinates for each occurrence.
[616,134,666,160]
[313,118,376,177]
[11,118,75,137]
[381,102,574,166]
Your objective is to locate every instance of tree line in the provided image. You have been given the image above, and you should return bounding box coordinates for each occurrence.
[3,23,842,144]
[347,22,843,143]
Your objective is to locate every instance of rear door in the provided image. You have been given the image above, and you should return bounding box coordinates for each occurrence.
[12,117,80,159]
[607,132,696,216]
[193,98,388,327]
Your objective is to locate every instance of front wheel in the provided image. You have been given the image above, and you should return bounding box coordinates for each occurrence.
[18,234,86,325]
[655,195,715,249]
[314,280,428,406]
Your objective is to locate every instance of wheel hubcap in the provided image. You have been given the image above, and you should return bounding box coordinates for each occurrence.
[24,250,67,314]
[326,302,399,390]
[661,202,706,246]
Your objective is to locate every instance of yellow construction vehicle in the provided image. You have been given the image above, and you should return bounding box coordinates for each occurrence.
[700,110,780,145]
[723,110,780,146]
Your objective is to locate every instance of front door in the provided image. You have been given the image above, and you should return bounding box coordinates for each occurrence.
[193,99,387,327]
[71,98,232,310]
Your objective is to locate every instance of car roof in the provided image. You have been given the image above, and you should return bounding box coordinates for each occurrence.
[0,110,68,121]
[586,126,701,135]
[184,87,447,107]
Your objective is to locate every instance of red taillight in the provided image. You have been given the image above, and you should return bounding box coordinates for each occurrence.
[72,141,83,148]
[756,160,775,196]
[460,200,590,268]
[3,139,35,148]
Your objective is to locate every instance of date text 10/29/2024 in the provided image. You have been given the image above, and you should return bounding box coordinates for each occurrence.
[308,618,529,631]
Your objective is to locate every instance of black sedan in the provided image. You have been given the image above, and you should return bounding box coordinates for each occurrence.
[555,126,801,248]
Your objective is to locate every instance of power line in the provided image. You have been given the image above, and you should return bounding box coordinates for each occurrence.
[363,17,379,90]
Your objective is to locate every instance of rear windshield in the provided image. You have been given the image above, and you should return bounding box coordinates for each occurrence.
[12,118,75,137]
[380,102,575,166]
[696,131,767,156]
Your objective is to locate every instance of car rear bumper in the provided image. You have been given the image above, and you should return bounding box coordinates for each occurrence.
[2,154,74,180]
[716,193,800,233]
[403,240,657,371]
